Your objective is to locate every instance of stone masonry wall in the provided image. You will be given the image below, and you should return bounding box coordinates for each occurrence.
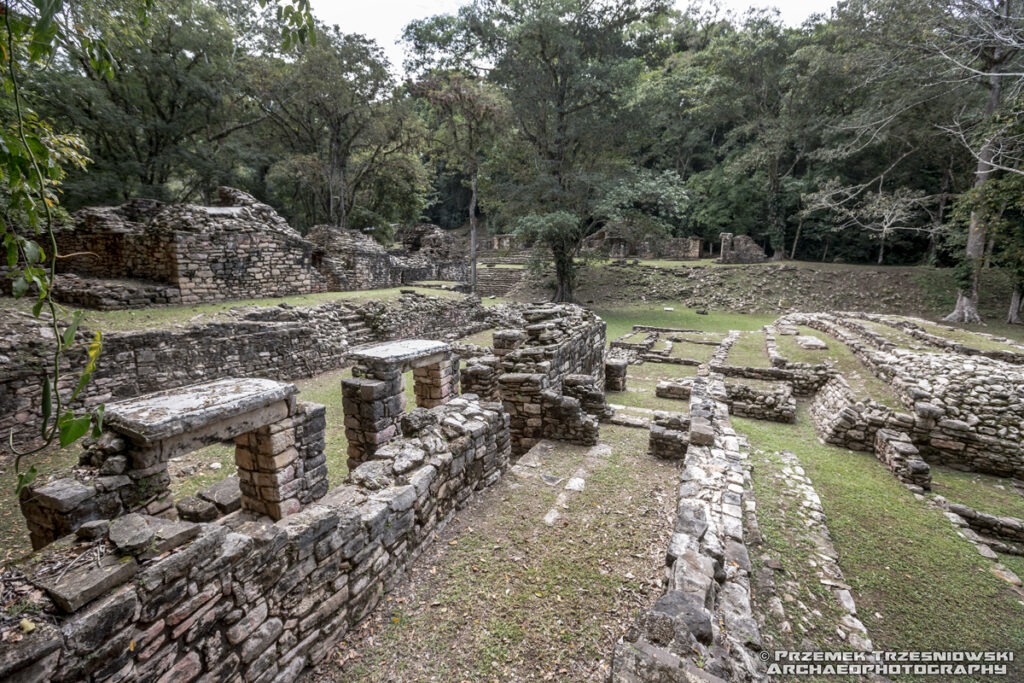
[2,294,490,450]
[1,397,510,683]
[614,375,763,681]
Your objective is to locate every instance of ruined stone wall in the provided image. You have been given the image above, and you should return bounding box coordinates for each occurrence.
[46,189,329,308]
[789,312,1024,478]
[2,295,490,449]
[54,200,176,283]
[1,397,511,683]
[496,305,607,453]
[718,233,767,264]
[615,375,763,681]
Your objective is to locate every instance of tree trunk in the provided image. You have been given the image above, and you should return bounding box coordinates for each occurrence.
[821,239,829,263]
[789,217,803,260]
[469,173,478,294]
[945,72,1002,324]
[552,249,574,303]
[877,233,885,265]
[1008,283,1023,324]
[767,156,784,256]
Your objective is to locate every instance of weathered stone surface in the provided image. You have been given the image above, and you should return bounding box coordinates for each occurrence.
[197,476,242,513]
[109,513,155,554]
[105,378,297,443]
[30,478,95,513]
[176,496,219,523]
[38,554,138,613]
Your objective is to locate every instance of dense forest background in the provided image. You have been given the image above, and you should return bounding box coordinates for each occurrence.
[10,0,1024,310]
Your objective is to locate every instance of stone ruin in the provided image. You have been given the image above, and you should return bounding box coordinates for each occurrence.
[718,233,767,264]
[2,188,470,310]
[1,291,491,451]
[307,223,468,292]
[583,226,703,260]
[2,302,619,683]
[10,294,1024,682]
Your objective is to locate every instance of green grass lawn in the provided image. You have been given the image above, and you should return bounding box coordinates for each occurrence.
[914,320,1024,354]
[628,362,699,380]
[777,325,903,409]
[724,330,771,368]
[858,319,937,349]
[593,305,772,345]
[669,340,717,363]
[330,425,680,681]
[0,286,486,332]
[930,465,1024,520]
[772,326,832,365]
[735,406,1024,674]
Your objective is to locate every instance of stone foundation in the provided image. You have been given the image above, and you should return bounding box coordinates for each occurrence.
[874,429,932,491]
[3,293,490,450]
[615,375,763,681]
[342,340,457,468]
[19,379,328,550]
[2,396,510,683]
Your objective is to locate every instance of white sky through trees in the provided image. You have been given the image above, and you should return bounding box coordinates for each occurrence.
[309,1,836,74]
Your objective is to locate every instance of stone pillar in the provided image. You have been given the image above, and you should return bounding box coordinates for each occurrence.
[342,374,403,469]
[413,357,457,408]
[234,410,304,520]
[719,232,733,260]
[605,359,628,392]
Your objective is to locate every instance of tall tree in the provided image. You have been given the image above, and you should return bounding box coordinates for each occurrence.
[254,28,428,231]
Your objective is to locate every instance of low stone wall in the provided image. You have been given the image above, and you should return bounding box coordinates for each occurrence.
[2,294,489,450]
[726,382,796,423]
[870,314,1024,364]
[1,396,510,683]
[788,312,1024,478]
[563,373,612,420]
[874,429,932,491]
[615,375,763,681]
[935,497,1024,550]
[657,379,796,423]
[649,411,690,460]
[808,375,906,452]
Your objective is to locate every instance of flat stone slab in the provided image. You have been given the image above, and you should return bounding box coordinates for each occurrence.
[795,335,828,350]
[349,339,450,365]
[105,378,296,443]
[198,476,242,513]
[37,554,138,613]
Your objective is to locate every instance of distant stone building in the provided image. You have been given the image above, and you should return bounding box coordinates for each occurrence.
[582,226,702,260]
[12,188,470,309]
[308,223,468,291]
[49,187,328,308]
[718,232,767,264]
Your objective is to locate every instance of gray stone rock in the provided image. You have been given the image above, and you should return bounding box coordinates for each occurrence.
[75,519,110,541]
[38,554,138,612]
[108,513,155,555]
[31,478,95,513]
[198,476,242,513]
[176,495,219,523]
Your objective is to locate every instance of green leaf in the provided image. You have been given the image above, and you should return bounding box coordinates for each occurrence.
[11,276,29,298]
[31,298,45,318]
[91,404,105,437]
[15,466,38,497]
[58,414,92,447]
[22,239,42,265]
[62,310,83,347]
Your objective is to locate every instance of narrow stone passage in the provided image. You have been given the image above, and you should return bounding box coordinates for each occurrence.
[747,448,873,653]
[308,426,679,682]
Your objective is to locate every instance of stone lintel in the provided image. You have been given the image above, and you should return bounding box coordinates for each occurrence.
[105,378,297,443]
[349,339,450,371]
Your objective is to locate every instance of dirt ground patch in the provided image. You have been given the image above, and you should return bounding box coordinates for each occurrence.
[308,425,679,682]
